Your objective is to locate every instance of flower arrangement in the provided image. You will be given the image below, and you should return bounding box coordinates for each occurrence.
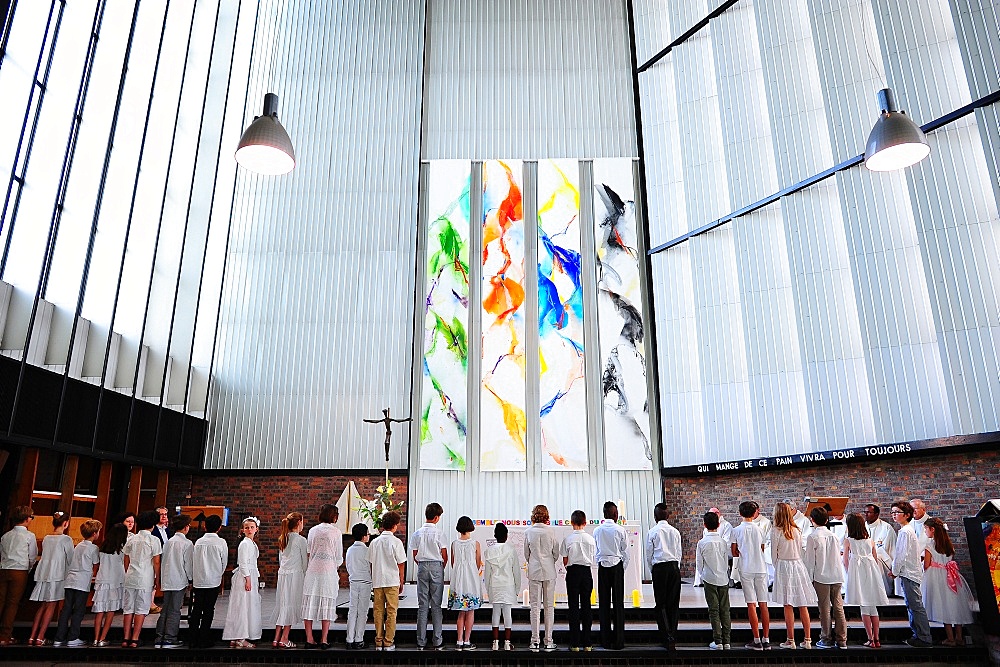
[356,480,405,531]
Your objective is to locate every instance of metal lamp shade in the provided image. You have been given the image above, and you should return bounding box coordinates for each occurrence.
[863,88,930,172]
[235,114,296,175]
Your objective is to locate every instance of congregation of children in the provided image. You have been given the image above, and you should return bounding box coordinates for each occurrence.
[0,496,976,652]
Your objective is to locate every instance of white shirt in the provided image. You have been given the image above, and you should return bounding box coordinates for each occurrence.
[123,530,162,590]
[560,529,597,567]
[804,526,843,584]
[696,532,729,587]
[892,523,924,583]
[153,524,170,545]
[524,523,561,581]
[410,522,446,562]
[793,511,812,546]
[64,540,100,591]
[35,534,75,582]
[593,519,629,569]
[717,518,734,543]
[345,542,372,584]
[645,519,682,570]
[0,525,38,570]
[369,531,405,588]
[161,532,194,591]
[484,542,522,605]
[730,521,765,574]
[866,519,896,568]
[193,532,229,588]
[278,532,308,574]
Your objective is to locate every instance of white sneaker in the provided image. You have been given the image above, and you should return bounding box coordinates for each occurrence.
[529,640,540,652]
[491,639,499,651]
[709,641,722,650]
[66,639,88,647]
[383,643,396,652]
[723,643,731,650]
[544,641,557,651]
[504,640,513,651]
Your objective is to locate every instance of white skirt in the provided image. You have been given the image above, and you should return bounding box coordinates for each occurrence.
[91,583,123,612]
[30,581,65,602]
[771,559,818,607]
[221,572,262,641]
[301,593,339,622]
[274,570,305,626]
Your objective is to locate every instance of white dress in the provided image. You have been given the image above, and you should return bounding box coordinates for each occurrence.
[447,538,482,610]
[222,538,262,641]
[274,532,308,626]
[30,534,74,602]
[845,538,889,608]
[91,551,126,612]
[922,546,974,625]
[301,523,343,621]
[770,529,818,607]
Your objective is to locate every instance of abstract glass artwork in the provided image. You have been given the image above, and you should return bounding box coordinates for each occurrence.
[537,160,588,470]
[593,159,652,470]
[480,160,527,471]
[420,161,471,470]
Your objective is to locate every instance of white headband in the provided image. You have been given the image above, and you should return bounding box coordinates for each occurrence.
[244,516,261,527]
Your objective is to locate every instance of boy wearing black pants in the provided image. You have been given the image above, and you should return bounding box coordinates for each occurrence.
[188,515,228,648]
[560,510,597,651]
[593,501,628,650]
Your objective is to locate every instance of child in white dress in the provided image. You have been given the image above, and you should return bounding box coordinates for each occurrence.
[92,523,128,646]
[921,518,974,646]
[770,503,816,649]
[274,512,307,648]
[448,515,483,650]
[29,512,74,645]
[223,517,262,648]
[843,513,889,647]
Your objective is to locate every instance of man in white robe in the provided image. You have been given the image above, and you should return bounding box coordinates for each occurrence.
[863,504,897,597]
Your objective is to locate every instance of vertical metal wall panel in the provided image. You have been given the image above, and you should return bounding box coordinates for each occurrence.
[206,0,426,469]
[422,0,637,160]
[873,0,1000,434]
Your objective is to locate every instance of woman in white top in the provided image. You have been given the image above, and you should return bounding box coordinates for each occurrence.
[484,522,521,651]
[921,518,974,645]
[273,512,307,648]
[771,503,817,649]
[301,503,343,649]
[223,517,262,648]
[843,513,889,648]
[29,512,74,645]
[448,515,483,650]
[92,523,129,646]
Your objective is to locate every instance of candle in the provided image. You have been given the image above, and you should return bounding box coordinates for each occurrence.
[631,589,641,608]
[591,588,597,605]
[522,588,530,606]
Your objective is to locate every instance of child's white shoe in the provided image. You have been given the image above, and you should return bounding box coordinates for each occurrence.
[491,640,499,651]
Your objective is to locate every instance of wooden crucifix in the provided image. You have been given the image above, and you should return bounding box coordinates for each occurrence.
[364,407,412,484]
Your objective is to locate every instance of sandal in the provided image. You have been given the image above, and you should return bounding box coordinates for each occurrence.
[863,640,875,648]
[278,640,297,649]
[230,639,256,649]
[129,640,140,648]
[122,640,131,648]
[874,640,881,648]
[34,639,49,646]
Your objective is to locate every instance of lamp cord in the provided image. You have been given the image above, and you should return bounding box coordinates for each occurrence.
[861,0,887,89]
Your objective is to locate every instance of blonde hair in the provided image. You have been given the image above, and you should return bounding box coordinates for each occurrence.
[772,502,798,541]
[278,512,303,551]
[531,505,549,524]
[80,519,103,539]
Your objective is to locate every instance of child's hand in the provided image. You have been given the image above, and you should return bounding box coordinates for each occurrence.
[245,577,252,592]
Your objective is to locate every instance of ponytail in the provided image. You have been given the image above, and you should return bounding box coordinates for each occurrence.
[278,512,303,551]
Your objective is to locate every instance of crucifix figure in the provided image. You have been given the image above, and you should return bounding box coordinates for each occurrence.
[364,407,412,483]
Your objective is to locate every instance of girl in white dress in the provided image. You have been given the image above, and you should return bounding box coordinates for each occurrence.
[770,503,817,649]
[448,515,483,650]
[301,503,343,649]
[92,523,129,646]
[843,513,889,647]
[922,518,974,645]
[273,512,307,648]
[223,517,262,648]
[29,512,74,645]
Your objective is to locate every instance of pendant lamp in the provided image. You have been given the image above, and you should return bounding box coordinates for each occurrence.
[235,93,296,175]
[863,88,930,172]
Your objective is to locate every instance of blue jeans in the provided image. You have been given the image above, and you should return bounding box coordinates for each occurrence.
[899,576,932,643]
[416,560,443,647]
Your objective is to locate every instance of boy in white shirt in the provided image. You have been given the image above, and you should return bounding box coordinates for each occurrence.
[889,501,933,647]
[410,502,446,650]
[697,511,730,650]
[189,514,228,648]
[731,501,769,650]
[122,510,162,648]
[804,507,846,649]
[0,506,37,645]
[345,524,372,650]
[156,515,193,648]
[54,520,102,647]
[646,503,682,651]
[369,511,406,651]
[560,510,596,651]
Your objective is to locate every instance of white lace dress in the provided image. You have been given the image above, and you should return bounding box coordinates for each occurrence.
[275,532,308,626]
[301,523,343,621]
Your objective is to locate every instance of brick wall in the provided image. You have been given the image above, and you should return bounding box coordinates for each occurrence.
[663,447,1000,586]
[166,473,409,584]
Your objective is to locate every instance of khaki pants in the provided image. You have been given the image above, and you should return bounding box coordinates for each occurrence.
[813,582,846,644]
[373,586,399,647]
